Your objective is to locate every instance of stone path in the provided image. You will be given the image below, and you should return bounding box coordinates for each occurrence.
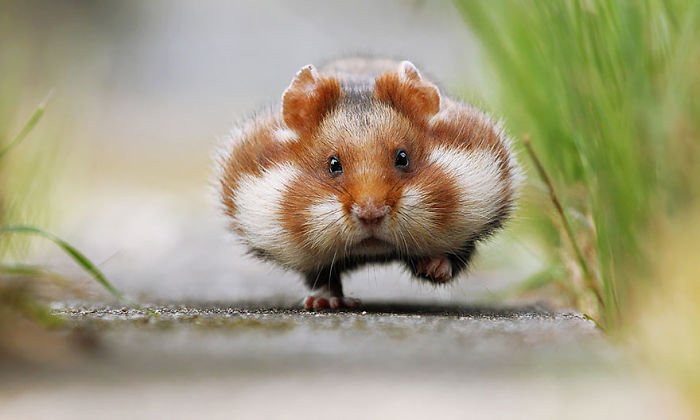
[0,303,685,420]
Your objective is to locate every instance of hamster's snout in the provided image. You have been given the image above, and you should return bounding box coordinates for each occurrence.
[351,200,390,227]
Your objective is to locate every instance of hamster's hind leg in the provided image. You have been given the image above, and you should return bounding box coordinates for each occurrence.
[406,241,476,285]
[409,255,453,284]
[302,267,361,310]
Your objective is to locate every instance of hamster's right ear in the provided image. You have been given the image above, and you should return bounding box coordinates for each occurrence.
[282,65,343,136]
[374,61,440,125]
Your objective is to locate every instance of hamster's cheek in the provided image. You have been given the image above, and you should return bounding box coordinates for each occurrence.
[395,184,440,233]
[229,163,302,265]
[427,145,508,234]
[395,172,459,253]
[304,195,350,252]
[280,175,350,258]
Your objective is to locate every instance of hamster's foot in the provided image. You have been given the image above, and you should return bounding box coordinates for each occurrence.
[303,291,361,311]
[415,255,453,284]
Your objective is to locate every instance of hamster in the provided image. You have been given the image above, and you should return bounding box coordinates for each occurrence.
[218,58,521,310]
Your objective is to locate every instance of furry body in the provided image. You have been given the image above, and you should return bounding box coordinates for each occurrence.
[218,58,521,309]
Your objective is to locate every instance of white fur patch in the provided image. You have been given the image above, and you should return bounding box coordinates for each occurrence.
[308,197,344,223]
[231,163,299,264]
[428,103,522,199]
[428,146,504,228]
[305,196,345,249]
[392,185,442,253]
[398,186,438,229]
[213,113,271,218]
[273,128,299,144]
[305,195,374,263]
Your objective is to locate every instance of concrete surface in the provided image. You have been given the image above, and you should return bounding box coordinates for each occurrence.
[0,303,688,420]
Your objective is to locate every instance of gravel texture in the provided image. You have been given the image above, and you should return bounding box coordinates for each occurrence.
[0,302,688,420]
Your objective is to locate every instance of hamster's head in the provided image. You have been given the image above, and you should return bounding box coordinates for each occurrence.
[264,61,519,269]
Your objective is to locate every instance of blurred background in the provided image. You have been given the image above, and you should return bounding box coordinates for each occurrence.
[1,0,533,303]
[2,1,699,418]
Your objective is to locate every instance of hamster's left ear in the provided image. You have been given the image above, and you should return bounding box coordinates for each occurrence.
[282,64,343,136]
[374,61,440,125]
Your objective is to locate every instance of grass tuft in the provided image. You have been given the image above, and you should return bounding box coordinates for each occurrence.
[1,225,126,303]
[1,94,144,318]
[521,135,603,307]
[456,0,700,328]
[0,90,53,159]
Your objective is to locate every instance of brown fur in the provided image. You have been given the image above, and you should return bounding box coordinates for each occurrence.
[374,71,440,126]
[218,58,521,304]
[219,115,289,218]
[282,67,343,136]
[429,99,516,203]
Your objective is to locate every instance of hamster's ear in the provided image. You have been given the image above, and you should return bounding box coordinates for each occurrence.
[282,65,343,135]
[374,61,440,125]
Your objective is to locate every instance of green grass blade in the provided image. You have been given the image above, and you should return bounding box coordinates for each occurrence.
[0,263,47,277]
[454,0,700,328]
[0,90,53,160]
[0,225,126,302]
[522,136,603,307]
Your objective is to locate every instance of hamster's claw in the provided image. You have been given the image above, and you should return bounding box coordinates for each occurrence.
[303,295,361,311]
[416,255,453,284]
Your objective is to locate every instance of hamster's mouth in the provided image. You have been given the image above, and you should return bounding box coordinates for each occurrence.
[348,236,394,256]
[357,237,390,247]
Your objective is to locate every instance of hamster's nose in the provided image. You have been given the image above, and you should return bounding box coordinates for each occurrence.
[352,201,389,227]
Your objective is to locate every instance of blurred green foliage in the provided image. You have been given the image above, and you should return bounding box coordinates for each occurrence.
[456,0,700,328]
[0,92,56,259]
[0,98,130,306]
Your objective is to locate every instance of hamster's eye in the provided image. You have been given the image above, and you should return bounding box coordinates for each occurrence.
[395,149,409,169]
[329,156,343,175]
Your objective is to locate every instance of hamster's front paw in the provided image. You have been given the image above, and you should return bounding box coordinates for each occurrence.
[414,255,453,284]
[303,288,361,311]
